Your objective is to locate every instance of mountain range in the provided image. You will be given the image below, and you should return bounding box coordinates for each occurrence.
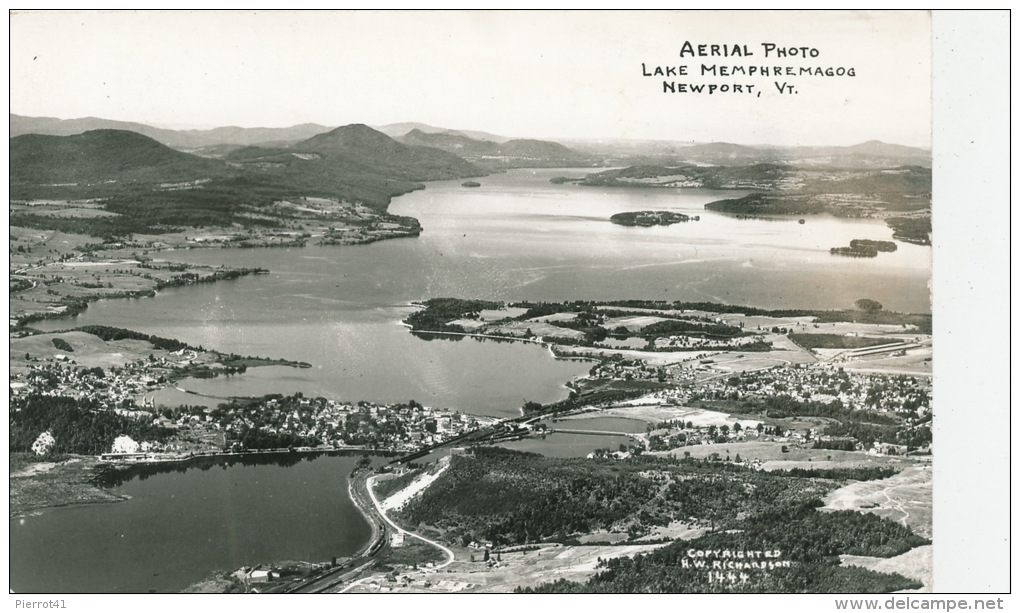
[11,114,931,168]
[10,130,227,187]
[10,114,332,150]
[9,113,932,238]
[9,123,485,234]
[397,129,593,167]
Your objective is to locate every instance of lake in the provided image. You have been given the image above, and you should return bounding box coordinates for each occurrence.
[10,453,372,593]
[34,168,930,418]
[21,168,931,592]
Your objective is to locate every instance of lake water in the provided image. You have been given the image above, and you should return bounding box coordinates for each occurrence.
[35,168,930,417]
[22,168,931,592]
[10,454,372,593]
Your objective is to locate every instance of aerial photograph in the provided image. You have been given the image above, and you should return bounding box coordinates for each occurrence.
[7,10,1007,601]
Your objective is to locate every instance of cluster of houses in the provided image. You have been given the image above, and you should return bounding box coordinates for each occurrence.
[11,346,215,409]
[361,572,472,593]
[13,359,163,411]
[689,363,931,415]
[652,334,766,350]
[587,359,670,383]
[12,345,499,459]
[210,395,496,453]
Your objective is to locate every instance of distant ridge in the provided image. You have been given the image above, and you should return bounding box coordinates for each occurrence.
[397,129,592,168]
[10,129,226,185]
[11,114,930,168]
[10,114,332,149]
[399,128,501,157]
[373,121,509,143]
[843,140,931,157]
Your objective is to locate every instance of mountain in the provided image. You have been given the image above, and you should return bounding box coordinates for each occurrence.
[10,125,482,235]
[398,128,501,157]
[397,129,593,168]
[10,114,332,149]
[374,122,509,143]
[10,114,178,141]
[794,141,932,167]
[9,129,226,187]
[295,124,482,181]
[498,138,585,161]
[562,138,930,168]
[842,140,930,158]
[172,123,333,149]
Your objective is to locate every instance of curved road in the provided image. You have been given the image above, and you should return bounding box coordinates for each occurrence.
[366,474,455,569]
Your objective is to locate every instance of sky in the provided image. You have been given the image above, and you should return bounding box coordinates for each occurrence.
[10,10,932,147]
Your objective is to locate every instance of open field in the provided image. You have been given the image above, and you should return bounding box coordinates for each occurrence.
[11,331,158,374]
[836,348,933,376]
[841,545,932,593]
[823,466,933,539]
[600,315,673,331]
[654,440,931,470]
[477,307,528,321]
[336,541,668,593]
[528,312,581,324]
[552,343,811,369]
[491,321,586,340]
[590,401,764,430]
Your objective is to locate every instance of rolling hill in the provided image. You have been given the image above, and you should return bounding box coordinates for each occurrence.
[9,130,227,187]
[374,122,509,143]
[10,114,332,149]
[10,124,485,235]
[295,124,481,181]
[397,128,593,168]
[399,128,501,157]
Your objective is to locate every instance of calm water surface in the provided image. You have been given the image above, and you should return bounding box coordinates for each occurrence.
[21,169,931,592]
[11,454,372,593]
[35,168,930,416]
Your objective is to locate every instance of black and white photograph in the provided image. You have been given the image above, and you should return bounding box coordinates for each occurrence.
[6,9,1009,603]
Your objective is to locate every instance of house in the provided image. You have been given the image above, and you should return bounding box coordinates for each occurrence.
[248,569,276,583]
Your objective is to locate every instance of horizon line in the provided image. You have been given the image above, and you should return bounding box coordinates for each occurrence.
[8,112,933,151]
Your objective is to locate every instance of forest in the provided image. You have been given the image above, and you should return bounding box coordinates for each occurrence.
[403,298,502,333]
[9,394,175,456]
[517,501,927,593]
[394,448,920,554]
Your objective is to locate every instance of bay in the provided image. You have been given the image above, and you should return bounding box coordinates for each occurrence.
[17,168,932,592]
[10,454,372,594]
[33,168,930,418]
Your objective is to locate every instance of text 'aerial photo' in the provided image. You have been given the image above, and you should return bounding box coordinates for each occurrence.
[9,10,952,597]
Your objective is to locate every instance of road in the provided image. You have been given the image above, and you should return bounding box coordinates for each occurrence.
[366,474,455,569]
[290,561,376,594]
[288,470,454,593]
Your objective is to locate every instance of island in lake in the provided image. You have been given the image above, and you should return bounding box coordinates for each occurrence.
[609,210,699,226]
[569,163,931,246]
[9,112,935,595]
[831,239,899,258]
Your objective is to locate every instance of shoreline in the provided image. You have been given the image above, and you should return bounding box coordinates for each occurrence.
[9,448,394,520]
[9,206,424,330]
